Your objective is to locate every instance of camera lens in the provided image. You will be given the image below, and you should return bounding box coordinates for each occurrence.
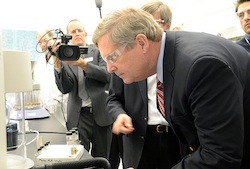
[63,46,74,58]
[57,45,81,61]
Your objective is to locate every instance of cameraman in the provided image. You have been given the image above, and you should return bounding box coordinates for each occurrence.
[52,19,112,159]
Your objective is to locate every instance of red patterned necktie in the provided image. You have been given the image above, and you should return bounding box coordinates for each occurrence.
[156,77,165,117]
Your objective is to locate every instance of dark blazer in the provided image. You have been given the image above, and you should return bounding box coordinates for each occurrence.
[107,74,148,169]
[54,44,112,130]
[236,37,250,53]
[163,31,250,169]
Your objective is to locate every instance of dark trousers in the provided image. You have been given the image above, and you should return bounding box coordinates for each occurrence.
[109,133,124,169]
[137,125,182,169]
[78,108,112,158]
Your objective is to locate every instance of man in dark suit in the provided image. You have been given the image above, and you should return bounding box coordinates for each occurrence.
[53,19,112,158]
[92,8,250,169]
[235,0,250,52]
[107,2,183,169]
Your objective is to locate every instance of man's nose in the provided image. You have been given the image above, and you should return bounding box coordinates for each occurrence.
[107,63,115,73]
[41,43,46,48]
[243,11,250,20]
[107,63,112,73]
[75,30,80,34]
[39,44,46,51]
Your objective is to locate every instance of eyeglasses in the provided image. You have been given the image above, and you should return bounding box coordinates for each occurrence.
[102,44,128,64]
[38,39,48,45]
[236,9,250,20]
[155,19,166,25]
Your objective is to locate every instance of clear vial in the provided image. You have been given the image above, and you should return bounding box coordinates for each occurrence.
[71,127,79,144]
[66,131,73,145]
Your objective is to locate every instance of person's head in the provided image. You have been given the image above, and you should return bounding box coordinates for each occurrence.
[66,19,87,46]
[141,0,172,30]
[36,29,54,52]
[235,0,250,35]
[92,7,163,84]
[172,26,182,31]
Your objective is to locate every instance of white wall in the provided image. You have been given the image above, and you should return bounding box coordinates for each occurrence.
[0,0,244,40]
[166,0,244,38]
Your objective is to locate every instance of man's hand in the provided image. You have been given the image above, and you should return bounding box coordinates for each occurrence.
[112,114,135,135]
[64,58,87,71]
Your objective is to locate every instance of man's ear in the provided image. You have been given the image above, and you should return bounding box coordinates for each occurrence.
[135,34,149,53]
[138,40,144,46]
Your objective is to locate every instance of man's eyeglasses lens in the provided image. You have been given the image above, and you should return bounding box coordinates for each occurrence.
[104,50,121,63]
[237,9,250,20]
[103,44,127,64]
[155,19,165,25]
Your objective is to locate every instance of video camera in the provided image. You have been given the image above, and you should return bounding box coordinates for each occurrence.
[56,29,88,61]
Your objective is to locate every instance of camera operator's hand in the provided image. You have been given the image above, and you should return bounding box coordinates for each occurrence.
[64,57,88,71]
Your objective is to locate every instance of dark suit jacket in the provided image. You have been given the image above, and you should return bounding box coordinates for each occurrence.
[107,74,148,169]
[54,44,112,130]
[236,37,250,53]
[163,31,250,169]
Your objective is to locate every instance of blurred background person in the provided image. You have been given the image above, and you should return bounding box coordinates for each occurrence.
[172,26,183,31]
[52,19,112,159]
[235,0,250,52]
[107,1,183,169]
[35,29,67,127]
[142,0,172,31]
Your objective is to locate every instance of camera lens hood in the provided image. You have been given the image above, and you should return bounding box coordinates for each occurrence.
[57,45,80,61]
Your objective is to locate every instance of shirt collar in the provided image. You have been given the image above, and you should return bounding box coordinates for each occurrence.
[245,34,250,41]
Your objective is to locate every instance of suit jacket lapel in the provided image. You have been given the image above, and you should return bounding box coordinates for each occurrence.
[163,31,175,127]
[163,32,188,146]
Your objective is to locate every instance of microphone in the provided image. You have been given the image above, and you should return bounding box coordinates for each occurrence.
[95,0,103,19]
[95,0,102,8]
